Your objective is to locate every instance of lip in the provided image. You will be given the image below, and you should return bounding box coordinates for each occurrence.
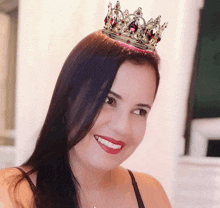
[96,135,126,146]
[94,135,126,155]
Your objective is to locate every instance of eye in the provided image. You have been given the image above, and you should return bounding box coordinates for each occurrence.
[133,109,147,117]
[105,96,116,106]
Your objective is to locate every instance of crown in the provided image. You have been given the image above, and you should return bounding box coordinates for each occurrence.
[102,1,168,52]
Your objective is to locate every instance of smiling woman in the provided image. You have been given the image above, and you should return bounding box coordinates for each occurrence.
[0,10,171,208]
[70,61,157,171]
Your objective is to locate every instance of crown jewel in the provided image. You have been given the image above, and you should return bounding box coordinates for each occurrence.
[102,1,168,52]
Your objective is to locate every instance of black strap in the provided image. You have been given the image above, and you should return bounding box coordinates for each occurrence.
[128,169,145,208]
[16,167,38,196]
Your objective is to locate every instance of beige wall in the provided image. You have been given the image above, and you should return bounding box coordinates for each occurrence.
[0,9,17,169]
[0,12,10,131]
[14,0,204,204]
[0,9,17,145]
[5,9,18,130]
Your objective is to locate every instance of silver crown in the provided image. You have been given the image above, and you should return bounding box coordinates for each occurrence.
[102,1,168,52]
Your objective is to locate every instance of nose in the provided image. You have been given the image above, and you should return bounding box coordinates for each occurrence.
[107,109,131,135]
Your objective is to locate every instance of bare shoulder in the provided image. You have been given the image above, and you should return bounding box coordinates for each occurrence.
[131,170,163,189]
[132,170,172,208]
[0,167,34,207]
[0,167,22,184]
[0,167,22,207]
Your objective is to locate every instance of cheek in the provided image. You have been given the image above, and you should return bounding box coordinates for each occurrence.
[132,119,147,145]
[70,137,87,157]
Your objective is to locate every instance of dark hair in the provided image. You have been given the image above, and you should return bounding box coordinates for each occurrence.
[13,30,160,208]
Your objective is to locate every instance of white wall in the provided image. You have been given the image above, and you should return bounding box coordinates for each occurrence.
[15,0,204,204]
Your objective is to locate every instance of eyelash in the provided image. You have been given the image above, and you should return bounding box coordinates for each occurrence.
[133,109,147,117]
[105,96,116,106]
[104,96,147,117]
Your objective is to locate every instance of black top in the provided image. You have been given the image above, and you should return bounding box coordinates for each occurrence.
[16,167,145,208]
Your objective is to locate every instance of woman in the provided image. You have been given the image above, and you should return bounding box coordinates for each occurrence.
[0,15,171,208]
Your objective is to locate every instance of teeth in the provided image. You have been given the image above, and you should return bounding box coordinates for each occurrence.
[95,136,122,150]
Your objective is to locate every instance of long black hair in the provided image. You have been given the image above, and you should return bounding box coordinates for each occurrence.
[12,30,160,208]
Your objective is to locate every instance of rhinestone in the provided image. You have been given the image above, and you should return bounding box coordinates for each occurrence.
[148,30,155,40]
[129,21,138,33]
[104,16,108,25]
[110,18,117,27]
[157,38,161,43]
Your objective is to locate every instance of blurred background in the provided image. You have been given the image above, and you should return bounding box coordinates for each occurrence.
[0,0,219,207]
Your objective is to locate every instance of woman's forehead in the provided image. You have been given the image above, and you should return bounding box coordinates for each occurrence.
[110,61,157,103]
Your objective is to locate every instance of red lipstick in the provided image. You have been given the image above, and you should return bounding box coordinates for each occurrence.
[95,135,125,155]
[98,136,125,146]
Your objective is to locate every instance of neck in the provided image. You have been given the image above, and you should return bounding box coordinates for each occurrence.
[69,151,115,207]
[69,151,113,191]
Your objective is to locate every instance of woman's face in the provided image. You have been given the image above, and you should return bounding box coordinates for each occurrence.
[69,60,157,171]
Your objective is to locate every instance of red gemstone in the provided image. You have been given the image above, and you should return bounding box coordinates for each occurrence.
[137,12,140,15]
[138,40,141,43]
[104,16,108,25]
[110,18,117,27]
[129,21,138,33]
[127,40,130,43]
[157,38,161,43]
[148,30,155,40]
[145,29,149,35]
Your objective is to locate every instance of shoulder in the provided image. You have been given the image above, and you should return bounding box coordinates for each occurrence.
[0,167,34,207]
[0,167,22,188]
[131,170,172,208]
[115,166,172,208]
[0,167,20,177]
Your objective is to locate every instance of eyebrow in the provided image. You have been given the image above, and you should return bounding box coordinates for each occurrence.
[109,91,123,100]
[109,91,151,110]
[136,103,151,109]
